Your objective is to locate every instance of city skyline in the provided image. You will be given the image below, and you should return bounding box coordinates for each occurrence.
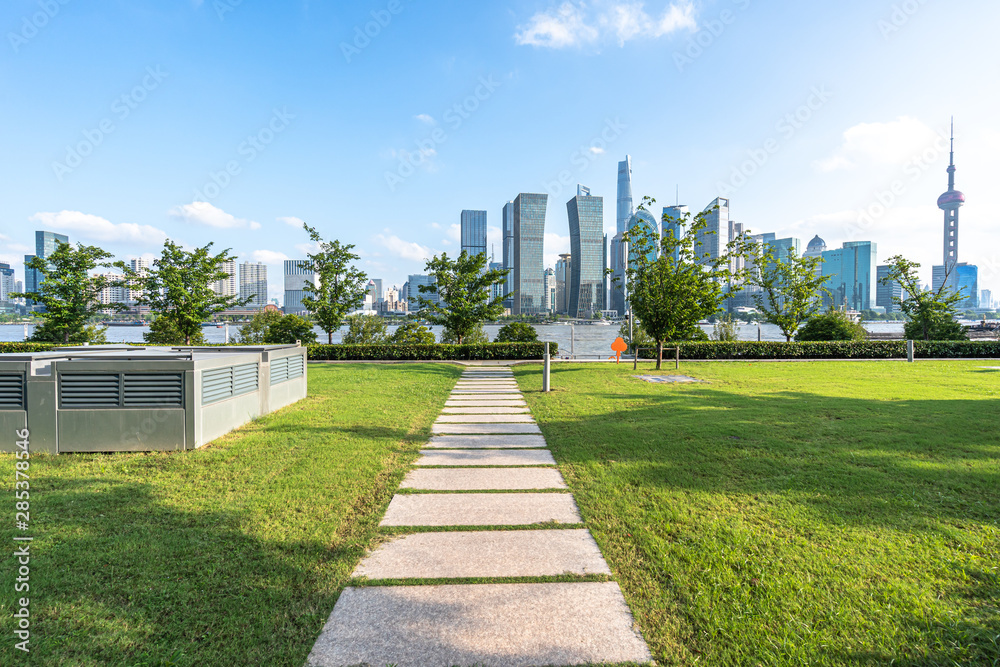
[1,2,996,302]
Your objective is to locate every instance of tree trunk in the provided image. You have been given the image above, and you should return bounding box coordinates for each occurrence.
[64,330,70,344]
[328,331,333,344]
[656,339,663,370]
[785,334,792,342]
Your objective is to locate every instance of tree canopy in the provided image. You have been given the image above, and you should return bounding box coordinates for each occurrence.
[744,242,828,342]
[417,250,509,344]
[298,223,369,344]
[880,256,967,341]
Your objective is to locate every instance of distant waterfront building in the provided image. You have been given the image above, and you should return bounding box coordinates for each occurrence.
[954,264,979,308]
[283,259,315,314]
[602,232,608,315]
[616,156,633,235]
[662,205,687,264]
[803,235,827,259]
[0,263,15,302]
[239,262,268,309]
[502,201,514,309]
[24,230,69,310]
[489,262,506,302]
[212,259,238,298]
[543,268,556,313]
[460,210,488,258]
[555,254,571,315]
[408,274,438,309]
[512,193,548,316]
[95,273,129,311]
[626,210,659,265]
[696,198,729,265]
[567,185,605,318]
[981,289,993,310]
[821,241,877,311]
[608,233,626,317]
[938,120,964,281]
[876,265,902,314]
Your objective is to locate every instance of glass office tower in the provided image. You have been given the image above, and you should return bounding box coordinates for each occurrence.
[460,210,487,258]
[696,198,729,264]
[567,186,605,318]
[820,241,877,311]
[512,193,548,315]
[626,210,659,265]
[502,201,514,308]
[955,263,979,308]
[24,230,70,310]
[616,155,633,235]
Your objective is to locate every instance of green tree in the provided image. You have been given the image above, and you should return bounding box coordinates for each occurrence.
[235,310,284,344]
[745,242,828,341]
[389,321,436,345]
[795,309,868,341]
[618,318,655,355]
[14,242,123,344]
[880,256,967,341]
[119,240,249,345]
[495,322,538,343]
[711,314,740,342]
[342,314,388,344]
[263,314,317,345]
[299,224,369,344]
[417,251,509,344]
[620,197,750,369]
[441,322,489,344]
[145,316,206,346]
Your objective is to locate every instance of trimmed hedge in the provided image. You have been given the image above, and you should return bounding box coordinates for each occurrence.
[0,342,60,353]
[306,342,558,361]
[667,340,1000,360]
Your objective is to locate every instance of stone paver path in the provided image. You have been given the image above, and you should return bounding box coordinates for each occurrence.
[308,365,653,667]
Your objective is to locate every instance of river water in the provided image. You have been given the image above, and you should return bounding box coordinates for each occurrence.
[0,321,913,359]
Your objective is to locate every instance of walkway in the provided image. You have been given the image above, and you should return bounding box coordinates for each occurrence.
[308,366,653,666]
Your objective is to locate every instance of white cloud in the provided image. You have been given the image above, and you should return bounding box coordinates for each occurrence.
[277,216,305,228]
[543,232,571,271]
[515,1,696,49]
[589,146,605,155]
[250,249,290,264]
[445,224,461,242]
[29,211,168,246]
[415,114,435,125]
[169,201,261,230]
[373,231,437,263]
[815,116,944,172]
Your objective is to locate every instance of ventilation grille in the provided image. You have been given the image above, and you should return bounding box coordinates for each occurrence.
[60,374,121,408]
[270,356,289,385]
[123,374,183,407]
[202,367,234,405]
[233,363,259,396]
[0,374,25,410]
[287,355,304,380]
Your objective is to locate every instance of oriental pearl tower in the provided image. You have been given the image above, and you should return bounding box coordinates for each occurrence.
[938,119,965,278]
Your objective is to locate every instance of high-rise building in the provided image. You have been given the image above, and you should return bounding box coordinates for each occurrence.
[616,155,633,235]
[283,259,315,314]
[954,264,978,308]
[821,241,878,311]
[803,235,827,258]
[555,254,571,315]
[981,289,993,310]
[662,205,688,264]
[239,262,268,309]
[938,119,964,279]
[460,210,488,258]
[543,268,556,313]
[512,193,548,316]
[696,198,729,265]
[567,185,604,318]
[0,264,15,302]
[502,201,514,308]
[602,233,608,315]
[407,274,438,309]
[213,259,238,298]
[626,210,659,264]
[608,234,625,317]
[95,273,129,311]
[489,262,505,303]
[876,265,903,314]
[24,230,69,310]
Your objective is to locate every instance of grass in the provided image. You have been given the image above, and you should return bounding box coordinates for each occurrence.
[516,361,1000,667]
[0,363,461,666]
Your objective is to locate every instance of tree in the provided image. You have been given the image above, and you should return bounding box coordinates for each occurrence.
[495,322,538,343]
[13,242,124,344]
[342,314,388,344]
[145,316,206,345]
[880,256,967,341]
[299,224,369,344]
[620,197,750,369]
[119,240,249,345]
[389,321,436,345]
[796,308,868,341]
[235,310,285,344]
[417,251,509,344]
[263,314,317,345]
[711,314,740,342]
[441,323,489,344]
[618,318,655,355]
[744,242,828,341]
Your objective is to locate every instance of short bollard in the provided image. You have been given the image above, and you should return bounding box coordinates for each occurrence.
[543,341,551,392]
[906,339,914,363]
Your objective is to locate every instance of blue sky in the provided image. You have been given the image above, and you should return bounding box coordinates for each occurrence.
[2,0,998,302]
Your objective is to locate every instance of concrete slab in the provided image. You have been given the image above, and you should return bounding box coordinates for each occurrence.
[453,384,519,390]
[306,582,653,667]
[380,493,581,526]
[447,393,526,400]
[441,407,531,414]
[354,529,610,579]
[436,415,535,423]
[461,372,514,376]
[427,433,546,447]
[444,400,527,407]
[400,467,567,491]
[451,389,522,394]
[415,449,556,467]
[431,424,542,436]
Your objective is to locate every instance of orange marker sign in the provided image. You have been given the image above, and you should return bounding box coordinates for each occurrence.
[611,337,627,364]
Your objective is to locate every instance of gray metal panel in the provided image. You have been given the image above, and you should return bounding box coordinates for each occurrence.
[59,373,121,408]
[195,391,261,447]
[202,367,233,404]
[122,374,184,407]
[233,363,259,396]
[0,373,25,410]
[0,412,28,453]
[270,356,289,385]
[57,409,186,452]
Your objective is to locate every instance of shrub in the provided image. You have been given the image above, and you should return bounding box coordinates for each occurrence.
[235,310,285,344]
[711,315,740,342]
[307,342,556,361]
[441,323,488,344]
[495,322,538,343]
[669,340,1000,360]
[145,317,206,345]
[263,314,317,345]
[389,321,436,345]
[796,309,867,342]
[342,314,388,344]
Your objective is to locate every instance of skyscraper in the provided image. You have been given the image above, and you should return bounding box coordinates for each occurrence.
[239,262,268,309]
[213,259,238,298]
[821,241,878,311]
[626,210,659,265]
[876,265,902,314]
[512,193,548,316]
[543,268,556,313]
[555,254,571,315]
[608,233,625,316]
[954,264,978,308]
[567,185,605,318]
[283,259,314,314]
[696,198,729,265]
[662,205,688,264]
[24,230,69,310]
[460,210,487,258]
[0,264,15,302]
[616,155,633,235]
[502,201,514,308]
[938,119,964,278]
[407,274,438,309]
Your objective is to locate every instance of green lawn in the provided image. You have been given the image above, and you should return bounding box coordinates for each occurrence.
[0,363,461,666]
[516,361,1000,667]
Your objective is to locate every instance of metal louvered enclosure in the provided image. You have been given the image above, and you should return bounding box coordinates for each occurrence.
[0,344,307,455]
